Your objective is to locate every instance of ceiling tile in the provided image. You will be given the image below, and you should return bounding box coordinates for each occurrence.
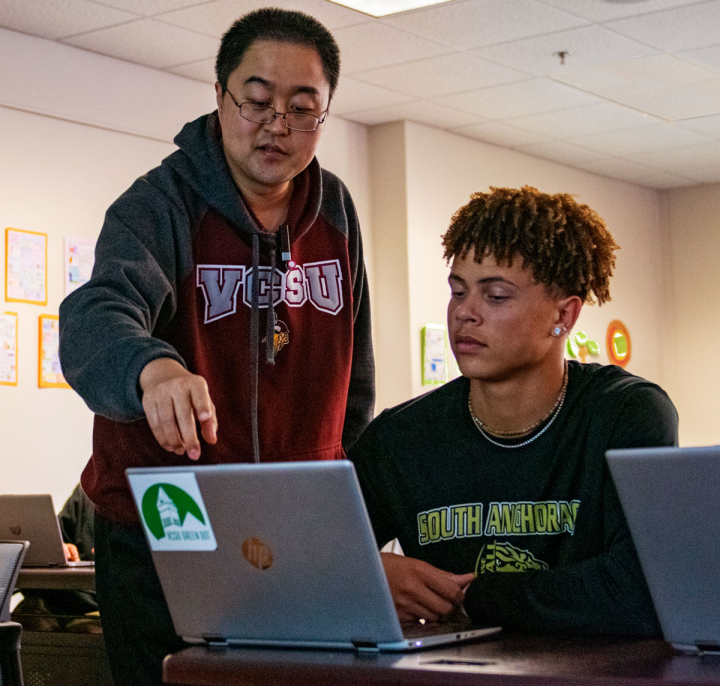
[62,18,218,68]
[166,58,216,83]
[517,140,611,167]
[506,102,658,138]
[473,25,657,77]
[577,157,698,189]
[606,1,720,52]
[438,78,598,119]
[553,54,720,120]
[351,52,526,99]
[333,20,451,74]
[635,141,720,177]
[536,0,705,22]
[452,121,549,147]
[678,44,720,73]
[569,123,714,156]
[329,76,414,114]
[383,0,587,50]
[342,100,483,128]
[87,0,212,16]
[158,0,366,39]
[0,0,135,40]
[675,112,720,138]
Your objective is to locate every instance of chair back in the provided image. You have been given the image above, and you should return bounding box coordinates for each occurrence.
[0,541,28,622]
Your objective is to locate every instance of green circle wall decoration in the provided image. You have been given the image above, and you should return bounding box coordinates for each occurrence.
[606,320,631,368]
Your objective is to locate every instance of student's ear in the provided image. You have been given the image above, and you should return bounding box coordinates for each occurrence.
[553,296,582,337]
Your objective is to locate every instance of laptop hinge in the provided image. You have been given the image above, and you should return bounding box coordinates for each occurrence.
[695,642,720,655]
[352,638,380,652]
[202,636,229,648]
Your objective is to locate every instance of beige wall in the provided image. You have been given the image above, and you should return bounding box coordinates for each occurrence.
[0,29,372,507]
[373,121,671,412]
[663,183,720,446]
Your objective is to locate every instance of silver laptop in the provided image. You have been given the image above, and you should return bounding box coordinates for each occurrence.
[0,495,94,567]
[126,461,500,652]
[607,446,720,654]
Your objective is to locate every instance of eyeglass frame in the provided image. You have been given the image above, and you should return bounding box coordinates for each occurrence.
[224,88,328,132]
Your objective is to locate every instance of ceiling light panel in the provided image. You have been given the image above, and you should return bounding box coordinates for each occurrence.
[327,0,454,16]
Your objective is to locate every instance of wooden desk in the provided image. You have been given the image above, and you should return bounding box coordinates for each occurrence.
[16,566,95,591]
[163,633,720,686]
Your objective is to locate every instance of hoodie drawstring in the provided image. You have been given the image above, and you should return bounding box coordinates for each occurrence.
[250,231,279,464]
[266,244,277,366]
[250,232,261,463]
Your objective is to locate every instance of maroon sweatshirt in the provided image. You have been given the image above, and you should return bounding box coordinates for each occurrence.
[59,113,374,524]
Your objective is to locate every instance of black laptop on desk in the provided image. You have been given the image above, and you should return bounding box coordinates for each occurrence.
[0,495,94,567]
[126,461,500,652]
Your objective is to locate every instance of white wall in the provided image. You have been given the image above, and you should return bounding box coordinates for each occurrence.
[0,28,372,507]
[372,121,671,412]
[663,183,720,447]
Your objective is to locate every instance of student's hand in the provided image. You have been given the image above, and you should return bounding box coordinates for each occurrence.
[63,543,80,562]
[381,552,475,623]
[139,358,218,460]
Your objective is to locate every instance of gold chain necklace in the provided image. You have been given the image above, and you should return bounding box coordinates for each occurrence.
[468,361,568,444]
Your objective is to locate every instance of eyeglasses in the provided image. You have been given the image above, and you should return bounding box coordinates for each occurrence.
[225,89,327,132]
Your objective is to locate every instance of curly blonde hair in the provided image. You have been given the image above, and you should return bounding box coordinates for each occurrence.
[442,186,619,305]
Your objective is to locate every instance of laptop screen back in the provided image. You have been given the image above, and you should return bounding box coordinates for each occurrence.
[607,446,720,653]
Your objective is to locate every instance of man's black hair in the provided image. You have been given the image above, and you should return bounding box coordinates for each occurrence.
[216,7,341,101]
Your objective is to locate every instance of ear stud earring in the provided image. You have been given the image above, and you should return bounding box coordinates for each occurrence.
[553,327,563,336]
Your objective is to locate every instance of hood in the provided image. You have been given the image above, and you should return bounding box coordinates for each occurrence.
[166,111,323,246]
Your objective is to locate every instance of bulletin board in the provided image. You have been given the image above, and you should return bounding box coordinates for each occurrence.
[38,314,70,388]
[5,228,48,305]
[0,311,18,386]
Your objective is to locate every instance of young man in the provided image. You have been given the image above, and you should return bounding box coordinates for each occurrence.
[59,9,374,684]
[350,186,677,636]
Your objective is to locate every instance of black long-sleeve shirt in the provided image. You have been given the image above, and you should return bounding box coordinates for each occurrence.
[350,362,678,636]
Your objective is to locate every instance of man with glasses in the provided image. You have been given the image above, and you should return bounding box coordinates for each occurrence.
[60,8,374,685]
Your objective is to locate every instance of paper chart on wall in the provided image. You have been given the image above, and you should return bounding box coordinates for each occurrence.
[5,228,48,305]
[38,315,70,388]
[64,236,96,296]
[0,312,18,386]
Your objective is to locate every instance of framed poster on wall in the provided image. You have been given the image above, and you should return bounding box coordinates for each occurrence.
[38,314,70,389]
[0,311,18,386]
[5,228,48,305]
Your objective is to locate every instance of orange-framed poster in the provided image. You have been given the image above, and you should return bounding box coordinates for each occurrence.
[0,311,18,386]
[5,228,48,305]
[39,314,70,388]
